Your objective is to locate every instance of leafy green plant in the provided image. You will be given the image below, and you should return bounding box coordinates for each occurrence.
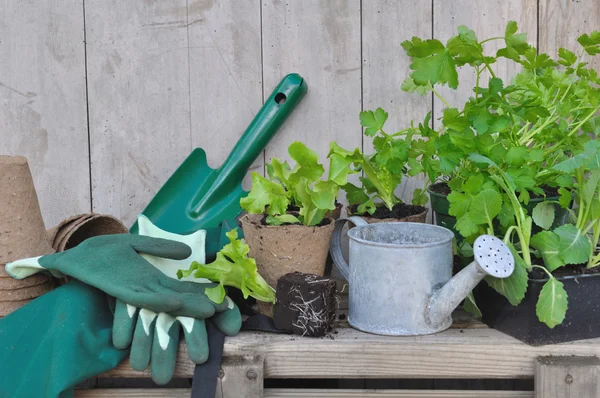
[400,21,600,328]
[328,108,432,215]
[240,141,345,227]
[177,228,275,304]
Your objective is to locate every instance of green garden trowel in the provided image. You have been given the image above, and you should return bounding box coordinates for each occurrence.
[130,73,306,237]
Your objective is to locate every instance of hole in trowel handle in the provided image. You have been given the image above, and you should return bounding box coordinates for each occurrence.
[275,92,287,104]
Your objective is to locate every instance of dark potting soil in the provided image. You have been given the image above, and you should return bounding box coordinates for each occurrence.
[529,262,600,279]
[287,200,340,213]
[349,203,426,219]
[259,215,332,227]
[273,272,337,337]
[429,181,451,196]
[429,181,560,199]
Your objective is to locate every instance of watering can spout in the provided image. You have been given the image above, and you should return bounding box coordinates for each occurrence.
[426,235,515,327]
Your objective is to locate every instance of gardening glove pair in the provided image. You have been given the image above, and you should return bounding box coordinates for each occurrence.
[111,215,242,384]
[5,220,242,384]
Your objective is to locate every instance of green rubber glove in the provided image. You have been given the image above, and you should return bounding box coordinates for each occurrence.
[112,215,242,385]
[5,233,228,318]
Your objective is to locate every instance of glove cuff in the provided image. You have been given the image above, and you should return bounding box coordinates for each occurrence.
[5,256,64,279]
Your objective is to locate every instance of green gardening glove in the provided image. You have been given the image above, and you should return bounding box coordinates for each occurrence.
[5,233,228,319]
[112,215,242,385]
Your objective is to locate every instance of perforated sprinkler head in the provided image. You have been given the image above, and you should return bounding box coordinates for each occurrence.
[472,235,514,278]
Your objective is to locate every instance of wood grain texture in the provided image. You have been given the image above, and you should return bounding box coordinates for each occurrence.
[218,354,264,398]
[187,0,263,190]
[535,356,600,398]
[539,0,600,71]
[105,326,600,380]
[362,0,433,206]
[76,388,534,398]
[261,0,362,182]
[86,0,192,226]
[0,0,89,227]
[432,0,538,121]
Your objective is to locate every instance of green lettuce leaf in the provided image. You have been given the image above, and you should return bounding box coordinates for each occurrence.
[177,228,275,304]
[536,278,568,328]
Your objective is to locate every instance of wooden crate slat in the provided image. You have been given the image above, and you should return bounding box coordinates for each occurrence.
[103,327,600,379]
[75,388,533,398]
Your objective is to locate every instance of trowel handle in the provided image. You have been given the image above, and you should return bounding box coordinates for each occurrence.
[330,217,368,282]
[219,73,307,176]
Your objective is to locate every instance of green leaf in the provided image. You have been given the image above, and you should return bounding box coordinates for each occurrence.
[485,244,528,306]
[328,153,355,186]
[469,189,503,225]
[178,228,276,304]
[447,25,483,66]
[463,292,482,318]
[442,108,470,131]
[295,178,329,226]
[462,174,484,195]
[498,201,515,228]
[505,147,529,167]
[536,278,568,328]
[496,21,531,61]
[578,31,600,55]
[266,214,301,226]
[360,108,388,136]
[402,37,458,89]
[240,173,289,216]
[558,187,572,208]
[555,224,593,265]
[287,141,325,183]
[558,48,577,66]
[412,188,428,206]
[532,202,555,230]
[343,182,369,205]
[531,231,565,271]
[401,77,431,96]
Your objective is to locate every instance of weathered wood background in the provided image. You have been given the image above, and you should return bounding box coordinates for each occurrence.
[1,0,599,227]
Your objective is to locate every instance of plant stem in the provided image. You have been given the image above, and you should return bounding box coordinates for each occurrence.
[479,37,505,44]
[532,265,554,279]
[432,88,452,108]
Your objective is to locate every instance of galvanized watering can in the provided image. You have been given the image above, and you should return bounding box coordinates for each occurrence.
[330,217,515,336]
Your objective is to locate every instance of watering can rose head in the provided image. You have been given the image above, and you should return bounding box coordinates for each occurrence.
[240,141,346,227]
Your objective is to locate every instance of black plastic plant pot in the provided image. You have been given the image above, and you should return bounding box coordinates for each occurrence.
[475,273,600,346]
[427,184,459,239]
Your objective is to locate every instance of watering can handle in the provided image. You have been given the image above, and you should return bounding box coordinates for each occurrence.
[329,216,368,282]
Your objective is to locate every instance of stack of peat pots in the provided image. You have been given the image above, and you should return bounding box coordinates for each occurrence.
[0,156,56,316]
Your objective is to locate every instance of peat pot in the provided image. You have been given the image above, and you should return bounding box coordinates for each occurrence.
[330,217,515,335]
[476,272,600,345]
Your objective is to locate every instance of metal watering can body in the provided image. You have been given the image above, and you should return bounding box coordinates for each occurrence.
[330,217,515,336]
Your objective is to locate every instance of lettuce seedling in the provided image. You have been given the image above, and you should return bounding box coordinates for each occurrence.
[240,141,345,227]
[177,228,275,304]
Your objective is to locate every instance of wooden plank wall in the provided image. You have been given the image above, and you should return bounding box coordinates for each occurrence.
[1,0,599,227]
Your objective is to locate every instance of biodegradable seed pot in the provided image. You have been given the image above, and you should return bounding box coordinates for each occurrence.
[330,217,514,336]
[240,214,335,316]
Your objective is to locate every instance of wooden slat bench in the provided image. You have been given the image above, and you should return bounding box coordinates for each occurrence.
[75,310,600,398]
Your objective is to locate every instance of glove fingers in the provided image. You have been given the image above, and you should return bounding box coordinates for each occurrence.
[130,309,158,371]
[126,235,192,260]
[179,317,209,364]
[151,313,180,385]
[112,300,138,349]
[212,301,242,336]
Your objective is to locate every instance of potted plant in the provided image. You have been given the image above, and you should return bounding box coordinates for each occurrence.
[239,141,346,315]
[328,109,429,223]
[399,21,600,343]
